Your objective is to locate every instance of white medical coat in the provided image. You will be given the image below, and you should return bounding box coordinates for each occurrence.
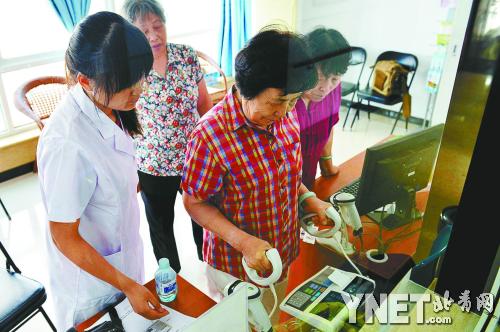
[37,84,144,331]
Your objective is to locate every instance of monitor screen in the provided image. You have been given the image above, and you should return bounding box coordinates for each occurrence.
[355,124,444,229]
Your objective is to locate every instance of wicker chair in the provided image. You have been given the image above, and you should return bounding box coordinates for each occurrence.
[14,76,68,130]
[196,50,228,104]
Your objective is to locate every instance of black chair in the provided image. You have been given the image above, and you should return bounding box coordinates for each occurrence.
[341,47,367,129]
[0,240,56,331]
[0,197,11,220]
[353,51,418,133]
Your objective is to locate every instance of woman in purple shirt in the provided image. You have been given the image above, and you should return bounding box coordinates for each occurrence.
[296,28,351,189]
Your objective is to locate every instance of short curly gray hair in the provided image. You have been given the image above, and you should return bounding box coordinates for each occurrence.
[122,0,166,23]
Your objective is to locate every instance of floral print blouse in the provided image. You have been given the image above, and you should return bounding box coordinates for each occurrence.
[135,43,204,176]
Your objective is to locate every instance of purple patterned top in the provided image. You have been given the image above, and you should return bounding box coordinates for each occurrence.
[134,43,203,176]
[296,85,342,189]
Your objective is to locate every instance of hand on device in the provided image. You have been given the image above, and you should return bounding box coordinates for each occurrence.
[241,235,273,274]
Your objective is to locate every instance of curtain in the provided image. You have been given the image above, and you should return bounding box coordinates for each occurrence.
[49,0,91,32]
[218,0,251,77]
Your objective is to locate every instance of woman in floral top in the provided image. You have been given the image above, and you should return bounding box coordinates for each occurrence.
[124,0,212,272]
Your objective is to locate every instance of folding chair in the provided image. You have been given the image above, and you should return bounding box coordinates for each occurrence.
[341,47,367,129]
[0,240,56,331]
[353,51,418,133]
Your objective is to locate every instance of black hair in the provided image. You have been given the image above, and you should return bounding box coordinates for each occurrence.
[123,0,166,23]
[305,27,351,77]
[234,27,318,99]
[65,11,153,136]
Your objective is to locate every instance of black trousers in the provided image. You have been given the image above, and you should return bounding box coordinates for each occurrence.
[138,171,203,273]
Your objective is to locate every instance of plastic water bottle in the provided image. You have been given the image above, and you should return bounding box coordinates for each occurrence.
[155,258,177,302]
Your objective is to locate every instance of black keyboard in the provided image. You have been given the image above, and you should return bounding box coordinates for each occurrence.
[327,179,361,212]
[334,178,361,198]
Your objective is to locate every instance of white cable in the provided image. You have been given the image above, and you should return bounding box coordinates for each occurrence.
[302,210,367,279]
[333,235,363,277]
[300,211,377,293]
[268,283,278,319]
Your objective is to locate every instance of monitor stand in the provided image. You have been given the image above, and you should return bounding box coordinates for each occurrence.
[366,186,422,230]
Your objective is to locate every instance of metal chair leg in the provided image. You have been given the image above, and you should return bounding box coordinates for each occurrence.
[0,198,11,220]
[391,107,403,134]
[356,98,361,119]
[39,307,57,331]
[351,100,362,129]
[342,93,356,129]
[350,110,359,129]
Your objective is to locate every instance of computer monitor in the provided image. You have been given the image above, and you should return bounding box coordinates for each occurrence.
[353,123,444,229]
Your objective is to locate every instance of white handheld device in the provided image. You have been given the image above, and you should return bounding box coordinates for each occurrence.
[331,192,363,234]
[300,204,365,276]
[242,248,283,287]
[300,206,342,238]
[242,248,283,322]
[223,281,272,332]
[300,196,364,256]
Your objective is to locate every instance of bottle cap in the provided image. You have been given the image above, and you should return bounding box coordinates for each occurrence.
[159,258,170,269]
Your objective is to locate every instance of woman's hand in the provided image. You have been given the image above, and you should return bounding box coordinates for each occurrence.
[319,159,339,177]
[183,192,274,274]
[123,280,168,320]
[301,195,334,226]
[240,235,273,273]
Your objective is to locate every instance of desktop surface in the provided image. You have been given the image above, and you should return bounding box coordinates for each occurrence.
[183,286,248,332]
[76,276,216,331]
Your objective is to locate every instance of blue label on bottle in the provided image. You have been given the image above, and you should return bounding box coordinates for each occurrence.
[162,281,177,294]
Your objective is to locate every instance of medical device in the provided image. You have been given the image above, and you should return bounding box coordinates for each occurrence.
[216,248,283,332]
[223,280,272,332]
[280,266,375,332]
[301,202,363,256]
[290,206,375,331]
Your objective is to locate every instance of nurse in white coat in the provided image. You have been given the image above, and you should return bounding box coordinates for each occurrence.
[37,12,167,331]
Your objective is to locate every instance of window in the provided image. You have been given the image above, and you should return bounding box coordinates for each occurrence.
[0,1,112,138]
[0,0,220,138]
[163,0,222,60]
[114,0,221,59]
[0,1,69,59]
[0,104,6,132]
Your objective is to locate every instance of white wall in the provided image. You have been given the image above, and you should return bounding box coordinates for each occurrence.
[252,0,297,35]
[296,0,449,119]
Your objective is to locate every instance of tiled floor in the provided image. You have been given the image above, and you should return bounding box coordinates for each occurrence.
[0,108,419,331]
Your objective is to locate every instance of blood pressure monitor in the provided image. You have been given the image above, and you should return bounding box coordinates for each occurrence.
[280,266,375,332]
